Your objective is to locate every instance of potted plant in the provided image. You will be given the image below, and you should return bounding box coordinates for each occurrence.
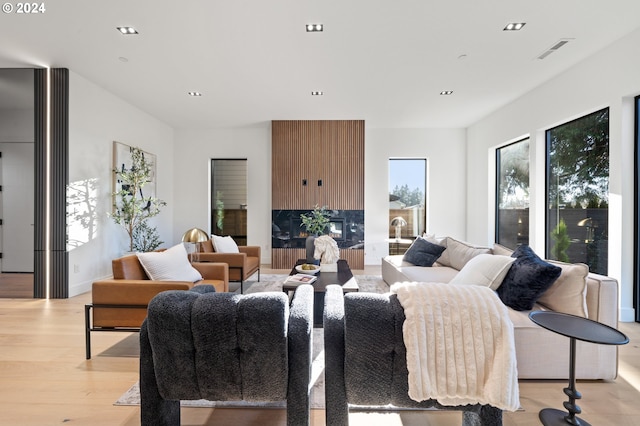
[300,205,331,262]
[551,218,571,262]
[111,146,166,252]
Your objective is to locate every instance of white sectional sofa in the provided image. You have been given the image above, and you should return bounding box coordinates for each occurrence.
[381,237,620,380]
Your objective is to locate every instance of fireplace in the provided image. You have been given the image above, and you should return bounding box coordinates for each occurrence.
[272,210,364,249]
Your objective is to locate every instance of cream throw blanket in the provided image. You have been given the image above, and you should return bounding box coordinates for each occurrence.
[390,282,520,411]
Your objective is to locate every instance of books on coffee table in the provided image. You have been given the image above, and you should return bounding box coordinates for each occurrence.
[284,273,317,285]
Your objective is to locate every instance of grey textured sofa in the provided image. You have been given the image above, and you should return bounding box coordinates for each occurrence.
[140,284,314,426]
[323,285,503,426]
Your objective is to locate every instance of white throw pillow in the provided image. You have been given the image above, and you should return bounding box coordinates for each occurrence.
[449,254,516,290]
[136,243,203,282]
[537,260,589,317]
[492,243,514,257]
[438,237,492,270]
[212,235,240,253]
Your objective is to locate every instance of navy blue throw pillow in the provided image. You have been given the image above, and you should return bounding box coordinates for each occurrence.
[403,237,446,267]
[497,245,562,311]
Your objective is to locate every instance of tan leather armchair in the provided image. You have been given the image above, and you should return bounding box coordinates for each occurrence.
[192,239,260,293]
[85,254,229,359]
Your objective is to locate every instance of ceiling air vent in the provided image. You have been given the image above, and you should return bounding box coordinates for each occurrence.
[536,38,573,60]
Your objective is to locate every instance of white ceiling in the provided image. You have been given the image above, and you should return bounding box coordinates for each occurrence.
[1,0,640,129]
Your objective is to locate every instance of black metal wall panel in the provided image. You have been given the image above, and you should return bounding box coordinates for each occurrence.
[33,69,46,298]
[33,68,69,299]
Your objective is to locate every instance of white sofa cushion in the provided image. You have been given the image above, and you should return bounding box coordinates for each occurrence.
[437,237,492,270]
[492,243,514,256]
[401,266,459,283]
[537,260,589,317]
[136,243,203,282]
[212,234,240,253]
[449,254,516,290]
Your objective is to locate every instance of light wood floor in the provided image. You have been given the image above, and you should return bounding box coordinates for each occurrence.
[0,273,33,298]
[1,266,639,425]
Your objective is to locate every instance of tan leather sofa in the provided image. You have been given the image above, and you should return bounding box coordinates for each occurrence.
[85,254,229,359]
[192,239,260,293]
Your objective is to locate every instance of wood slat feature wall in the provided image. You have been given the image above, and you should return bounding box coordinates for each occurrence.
[272,120,364,210]
[272,248,364,270]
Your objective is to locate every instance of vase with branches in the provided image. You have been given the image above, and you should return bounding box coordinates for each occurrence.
[111,146,166,252]
[300,205,331,262]
[300,205,331,236]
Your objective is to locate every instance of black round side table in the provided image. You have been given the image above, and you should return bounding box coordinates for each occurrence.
[529,310,629,426]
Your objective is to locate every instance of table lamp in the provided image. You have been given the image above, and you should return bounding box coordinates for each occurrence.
[390,217,407,240]
[181,228,209,261]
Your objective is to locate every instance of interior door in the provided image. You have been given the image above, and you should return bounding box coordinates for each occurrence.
[0,143,34,272]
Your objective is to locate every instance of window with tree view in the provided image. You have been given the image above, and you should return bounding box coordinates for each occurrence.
[388,159,426,241]
[546,108,609,274]
[496,139,530,249]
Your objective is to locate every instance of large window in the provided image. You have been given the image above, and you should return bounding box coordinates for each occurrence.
[388,159,426,251]
[546,108,609,274]
[496,139,530,249]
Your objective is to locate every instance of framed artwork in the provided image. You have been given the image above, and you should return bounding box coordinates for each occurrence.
[112,141,157,206]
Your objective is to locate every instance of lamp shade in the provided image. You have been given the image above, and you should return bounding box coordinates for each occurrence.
[181,228,210,243]
[390,217,407,227]
[577,218,597,228]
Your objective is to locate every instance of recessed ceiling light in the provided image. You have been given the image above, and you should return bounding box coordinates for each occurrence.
[440,91,454,95]
[188,92,203,97]
[311,91,324,96]
[117,26,139,35]
[306,23,323,32]
[503,22,526,31]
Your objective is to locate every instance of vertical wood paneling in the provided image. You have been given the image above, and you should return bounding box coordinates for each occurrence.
[271,248,305,269]
[272,120,364,210]
[272,120,364,270]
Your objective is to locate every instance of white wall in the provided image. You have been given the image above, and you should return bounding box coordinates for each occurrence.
[172,126,468,266]
[467,28,640,321]
[0,104,34,274]
[172,125,272,262]
[365,128,467,264]
[0,108,33,142]
[68,71,175,296]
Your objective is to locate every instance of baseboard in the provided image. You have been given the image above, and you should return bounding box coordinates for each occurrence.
[619,306,636,322]
[69,273,111,297]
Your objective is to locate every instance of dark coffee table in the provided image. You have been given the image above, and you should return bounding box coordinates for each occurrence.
[529,310,629,426]
[284,259,358,327]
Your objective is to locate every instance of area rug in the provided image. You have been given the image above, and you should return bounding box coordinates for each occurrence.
[114,274,390,408]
